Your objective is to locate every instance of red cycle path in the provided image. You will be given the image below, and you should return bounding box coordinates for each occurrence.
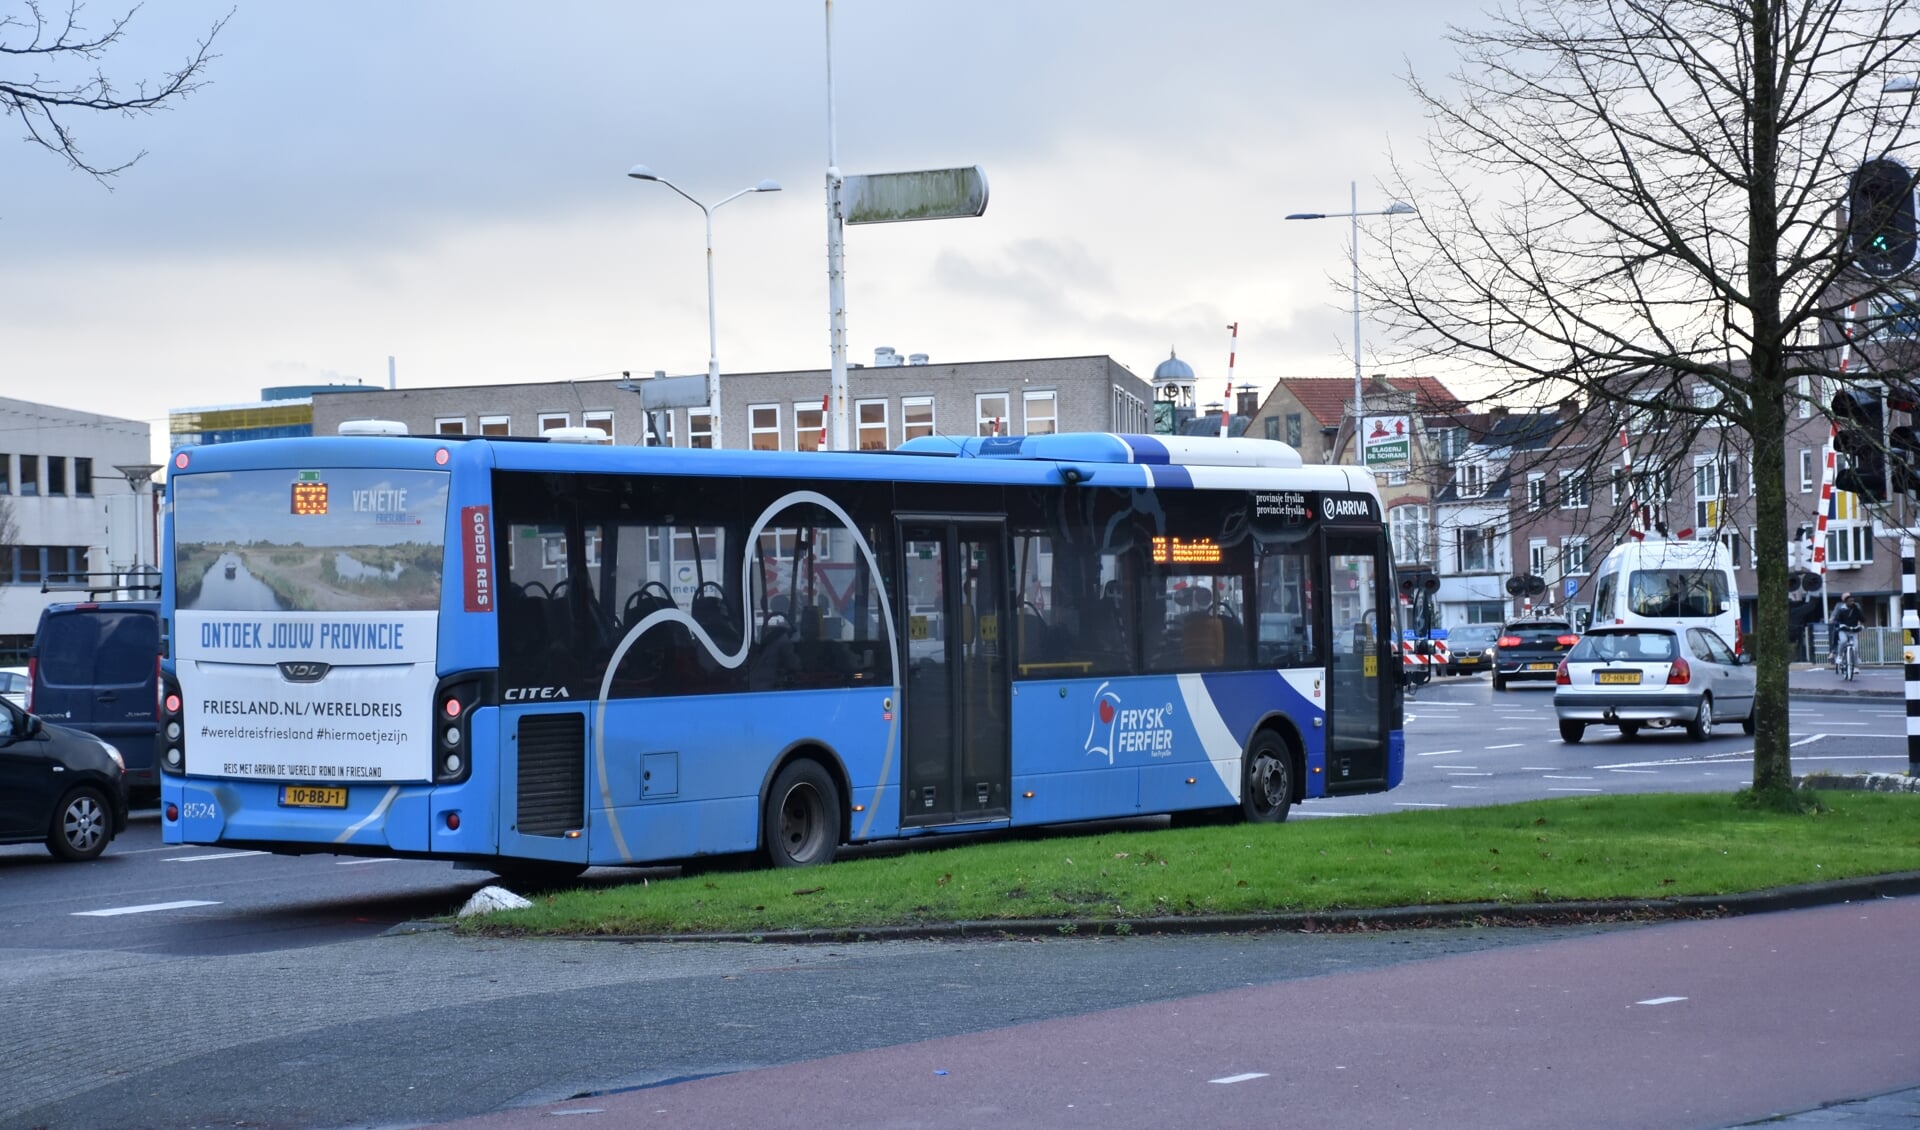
[444,897,1920,1129]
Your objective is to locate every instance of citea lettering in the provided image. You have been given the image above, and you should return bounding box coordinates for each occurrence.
[504,686,571,701]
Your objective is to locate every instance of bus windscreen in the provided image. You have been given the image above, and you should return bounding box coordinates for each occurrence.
[173,468,448,612]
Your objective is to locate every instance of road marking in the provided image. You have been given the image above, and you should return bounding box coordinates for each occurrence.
[165,851,267,863]
[1448,784,1486,789]
[1485,743,1523,749]
[1541,774,1593,780]
[1636,996,1687,1006]
[1548,787,1603,793]
[1431,764,1480,770]
[1608,768,1658,774]
[1446,771,1493,776]
[1210,1073,1270,1085]
[74,900,220,917]
[336,857,403,866]
[1791,734,1826,747]
[1417,749,1463,757]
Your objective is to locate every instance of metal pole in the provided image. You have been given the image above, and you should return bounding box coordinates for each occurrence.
[1351,179,1362,441]
[702,205,722,450]
[1905,537,1918,775]
[824,1,851,451]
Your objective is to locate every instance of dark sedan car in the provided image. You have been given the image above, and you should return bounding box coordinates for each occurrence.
[1443,624,1502,676]
[1491,617,1580,690]
[0,699,129,861]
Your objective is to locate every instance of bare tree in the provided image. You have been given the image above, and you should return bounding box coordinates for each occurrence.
[1372,0,1920,804]
[0,1,229,182]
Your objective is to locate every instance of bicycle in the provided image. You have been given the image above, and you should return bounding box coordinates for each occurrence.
[1832,626,1860,682]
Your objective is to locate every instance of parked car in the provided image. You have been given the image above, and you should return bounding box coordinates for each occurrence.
[27,601,162,794]
[1443,624,1501,676]
[1553,626,1756,744]
[0,698,129,860]
[0,666,26,708]
[1490,617,1580,690]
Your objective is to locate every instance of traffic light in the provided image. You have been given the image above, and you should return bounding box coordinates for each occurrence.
[1892,424,1920,495]
[1849,158,1918,278]
[1831,387,1887,500]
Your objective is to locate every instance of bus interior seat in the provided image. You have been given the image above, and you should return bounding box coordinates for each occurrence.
[691,590,740,651]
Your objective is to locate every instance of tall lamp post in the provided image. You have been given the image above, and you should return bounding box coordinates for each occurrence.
[627,166,782,449]
[1285,181,1417,463]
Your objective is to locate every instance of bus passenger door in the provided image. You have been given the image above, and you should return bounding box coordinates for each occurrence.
[898,521,1011,827]
[1325,532,1391,790]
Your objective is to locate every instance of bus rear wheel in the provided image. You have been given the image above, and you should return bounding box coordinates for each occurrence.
[764,759,841,868]
[1241,732,1294,824]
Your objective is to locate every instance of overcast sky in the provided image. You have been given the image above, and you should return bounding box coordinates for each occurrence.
[1,1,1479,458]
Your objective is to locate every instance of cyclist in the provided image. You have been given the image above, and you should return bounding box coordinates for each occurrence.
[1830,592,1865,676]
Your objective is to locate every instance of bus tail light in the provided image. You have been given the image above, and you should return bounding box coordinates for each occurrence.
[434,676,484,784]
[158,669,186,775]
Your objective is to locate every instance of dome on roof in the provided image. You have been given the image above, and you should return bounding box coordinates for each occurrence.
[1153,349,1195,381]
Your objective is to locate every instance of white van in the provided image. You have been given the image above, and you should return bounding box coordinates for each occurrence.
[1585,538,1743,655]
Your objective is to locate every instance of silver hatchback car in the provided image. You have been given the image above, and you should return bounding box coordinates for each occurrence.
[1553,626,1756,743]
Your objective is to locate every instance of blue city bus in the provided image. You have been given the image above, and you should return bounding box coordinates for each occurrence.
[157,430,1405,878]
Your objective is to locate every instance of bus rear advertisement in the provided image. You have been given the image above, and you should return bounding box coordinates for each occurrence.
[158,431,1406,877]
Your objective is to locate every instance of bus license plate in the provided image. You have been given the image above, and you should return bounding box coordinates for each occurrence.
[1527,662,1556,671]
[1597,671,1642,685]
[280,785,348,808]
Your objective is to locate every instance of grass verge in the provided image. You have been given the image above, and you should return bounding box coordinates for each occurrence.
[456,791,1920,937]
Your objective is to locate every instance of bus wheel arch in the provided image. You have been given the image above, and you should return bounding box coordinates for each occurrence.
[1241,721,1301,825]
[760,745,848,868]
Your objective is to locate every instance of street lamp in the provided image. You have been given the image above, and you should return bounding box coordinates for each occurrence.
[1285,181,1418,462]
[626,165,782,449]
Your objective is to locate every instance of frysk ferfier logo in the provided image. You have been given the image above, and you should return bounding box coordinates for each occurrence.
[1083,681,1176,764]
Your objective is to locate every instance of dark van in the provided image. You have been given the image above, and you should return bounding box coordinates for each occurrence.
[27,601,162,793]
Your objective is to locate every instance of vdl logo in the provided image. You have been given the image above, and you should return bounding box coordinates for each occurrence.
[1083,681,1176,763]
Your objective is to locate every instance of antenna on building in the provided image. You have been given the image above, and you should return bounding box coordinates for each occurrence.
[388,356,397,390]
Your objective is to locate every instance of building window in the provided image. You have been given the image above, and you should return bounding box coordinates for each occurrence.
[1562,536,1589,575]
[1264,416,1280,441]
[583,411,614,441]
[1456,463,1485,499]
[977,392,1011,436]
[902,397,936,441]
[538,412,570,435]
[74,457,91,497]
[749,404,780,451]
[435,417,467,435]
[1526,473,1545,512]
[1828,525,1875,566]
[1558,469,1589,509]
[1389,504,1429,567]
[479,415,510,436]
[1458,526,1497,572]
[644,411,674,447]
[0,454,9,494]
[1800,448,1814,492]
[1693,456,1739,528]
[1023,390,1058,436]
[1719,531,1746,569]
[852,399,888,451]
[1286,413,1303,448]
[794,400,825,452]
[46,457,65,496]
[1529,537,1549,577]
[17,455,37,496]
[687,409,713,449]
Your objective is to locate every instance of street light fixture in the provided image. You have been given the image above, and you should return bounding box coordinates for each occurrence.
[1285,181,1418,465]
[626,165,782,449]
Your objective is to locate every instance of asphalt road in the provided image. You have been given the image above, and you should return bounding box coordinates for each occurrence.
[2,676,1913,1129]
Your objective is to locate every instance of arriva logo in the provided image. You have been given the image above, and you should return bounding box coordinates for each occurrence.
[1083,681,1177,764]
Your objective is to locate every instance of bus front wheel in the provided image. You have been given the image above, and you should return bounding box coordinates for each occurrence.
[1241,732,1294,824]
[764,759,841,868]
